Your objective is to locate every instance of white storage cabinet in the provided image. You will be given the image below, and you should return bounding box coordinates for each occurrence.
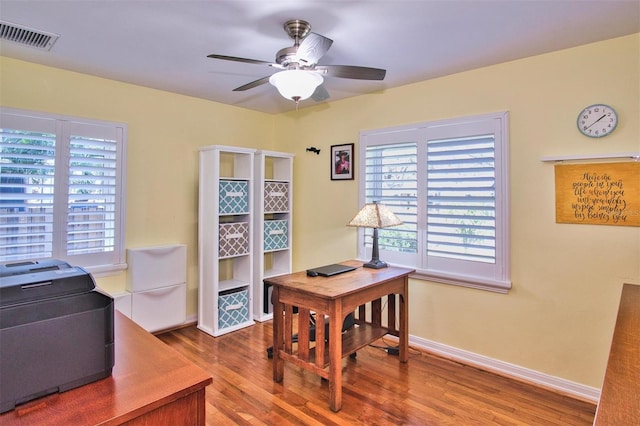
[126,244,187,332]
[253,150,294,322]
[110,291,132,318]
[198,145,256,336]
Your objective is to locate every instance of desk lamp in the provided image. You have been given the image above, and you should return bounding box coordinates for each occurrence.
[348,201,402,269]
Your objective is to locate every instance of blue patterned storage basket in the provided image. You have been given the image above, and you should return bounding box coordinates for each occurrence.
[218,288,250,329]
[219,180,249,214]
[264,220,288,251]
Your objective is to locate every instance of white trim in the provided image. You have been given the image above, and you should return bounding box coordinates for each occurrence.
[357,111,511,291]
[540,152,640,162]
[408,334,600,403]
[353,257,512,292]
[0,106,127,269]
[411,269,511,293]
[85,262,127,277]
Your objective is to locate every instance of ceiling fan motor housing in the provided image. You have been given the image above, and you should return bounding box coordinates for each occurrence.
[276,46,298,67]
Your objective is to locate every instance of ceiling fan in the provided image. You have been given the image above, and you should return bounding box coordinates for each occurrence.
[207,19,386,105]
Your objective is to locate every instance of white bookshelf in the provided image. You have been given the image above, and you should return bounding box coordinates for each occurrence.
[198,145,256,336]
[253,150,294,322]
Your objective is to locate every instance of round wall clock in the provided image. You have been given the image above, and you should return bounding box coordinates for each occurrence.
[577,104,618,138]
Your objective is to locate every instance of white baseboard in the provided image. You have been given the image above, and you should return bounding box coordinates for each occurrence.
[408,335,601,403]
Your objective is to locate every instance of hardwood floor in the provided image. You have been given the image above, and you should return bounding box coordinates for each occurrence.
[157,321,596,425]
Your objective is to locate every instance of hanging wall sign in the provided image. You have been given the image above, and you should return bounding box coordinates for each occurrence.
[555,162,640,226]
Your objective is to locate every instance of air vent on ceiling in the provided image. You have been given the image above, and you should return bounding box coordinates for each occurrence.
[0,20,59,51]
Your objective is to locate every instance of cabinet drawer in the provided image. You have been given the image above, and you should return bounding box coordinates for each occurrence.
[264,220,288,251]
[219,222,249,257]
[126,244,186,292]
[219,180,249,214]
[218,288,250,329]
[264,181,289,213]
[131,284,186,333]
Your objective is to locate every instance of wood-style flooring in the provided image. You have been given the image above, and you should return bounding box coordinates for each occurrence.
[157,321,596,425]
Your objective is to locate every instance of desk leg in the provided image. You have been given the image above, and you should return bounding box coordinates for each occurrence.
[328,302,343,412]
[272,286,284,382]
[399,279,409,363]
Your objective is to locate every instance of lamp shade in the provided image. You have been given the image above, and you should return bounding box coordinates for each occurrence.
[347,202,402,269]
[269,70,323,102]
[347,202,402,229]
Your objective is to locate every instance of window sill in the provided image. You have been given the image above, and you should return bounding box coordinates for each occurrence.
[353,258,511,293]
[410,269,511,293]
[84,263,127,278]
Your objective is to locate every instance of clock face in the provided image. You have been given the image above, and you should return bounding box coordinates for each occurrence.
[577,104,618,138]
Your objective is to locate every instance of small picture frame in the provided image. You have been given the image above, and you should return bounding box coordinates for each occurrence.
[331,143,354,180]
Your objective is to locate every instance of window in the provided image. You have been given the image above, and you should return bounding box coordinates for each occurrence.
[358,112,510,292]
[0,108,127,274]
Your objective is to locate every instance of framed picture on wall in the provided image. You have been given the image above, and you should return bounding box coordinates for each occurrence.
[331,143,354,180]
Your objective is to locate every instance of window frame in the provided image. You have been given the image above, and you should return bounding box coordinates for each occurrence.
[357,111,511,292]
[0,107,127,276]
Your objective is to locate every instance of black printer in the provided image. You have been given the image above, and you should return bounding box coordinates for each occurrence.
[0,259,114,413]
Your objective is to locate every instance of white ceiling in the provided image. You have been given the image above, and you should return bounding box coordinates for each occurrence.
[1,1,639,114]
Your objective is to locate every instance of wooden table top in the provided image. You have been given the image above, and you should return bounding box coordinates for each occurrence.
[264,260,415,299]
[594,283,640,424]
[1,311,212,425]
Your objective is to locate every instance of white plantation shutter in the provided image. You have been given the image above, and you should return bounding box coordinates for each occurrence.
[0,108,126,273]
[426,134,496,263]
[364,142,418,265]
[359,112,510,292]
[0,118,57,261]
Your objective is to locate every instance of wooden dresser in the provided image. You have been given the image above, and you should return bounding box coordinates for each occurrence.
[1,311,212,425]
[593,283,640,425]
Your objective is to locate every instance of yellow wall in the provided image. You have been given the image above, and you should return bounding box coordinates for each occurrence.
[1,33,638,389]
[0,57,275,316]
[276,34,640,388]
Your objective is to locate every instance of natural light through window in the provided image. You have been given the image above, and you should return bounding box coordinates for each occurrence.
[0,108,127,274]
[358,112,510,292]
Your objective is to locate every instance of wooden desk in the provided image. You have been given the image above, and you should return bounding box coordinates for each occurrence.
[265,260,414,412]
[1,311,212,425]
[594,283,640,425]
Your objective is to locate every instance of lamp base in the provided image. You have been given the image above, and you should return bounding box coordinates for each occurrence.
[363,259,388,269]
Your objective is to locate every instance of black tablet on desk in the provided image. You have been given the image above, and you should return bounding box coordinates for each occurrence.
[306,264,356,277]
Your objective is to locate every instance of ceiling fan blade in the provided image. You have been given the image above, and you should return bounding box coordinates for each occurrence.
[317,65,386,81]
[297,33,333,65]
[207,54,273,66]
[233,76,271,91]
[311,84,330,102]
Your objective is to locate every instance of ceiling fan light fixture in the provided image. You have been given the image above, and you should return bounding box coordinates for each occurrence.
[269,70,323,103]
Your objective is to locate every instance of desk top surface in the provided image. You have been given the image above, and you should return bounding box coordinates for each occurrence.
[594,283,640,425]
[1,311,212,425]
[264,260,415,299]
